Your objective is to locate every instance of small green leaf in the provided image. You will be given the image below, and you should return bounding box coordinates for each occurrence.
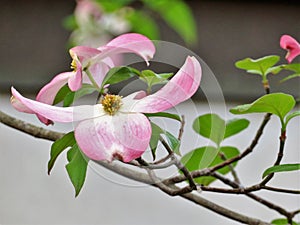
[281,63,300,73]
[164,131,181,156]
[224,118,250,139]
[262,164,300,178]
[193,114,225,146]
[139,70,173,91]
[53,85,72,105]
[235,55,280,77]
[102,66,140,86]
[145,112,181,122]
[280,73,300,83]
[48,132,76,175]
[230,93,296,123]
[63,92,75,107]
[181,146,240,185]
[271,218,299,225]
[149,122,164,160]
[66,144,89,197]
[63,84,98,107]
[149,122,181,159]
[285,111,300,126]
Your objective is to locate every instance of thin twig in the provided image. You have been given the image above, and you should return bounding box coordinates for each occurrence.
[219,152,241,184]
[160,137,197,191]
[164,113,272,185]
[177,115,185,141]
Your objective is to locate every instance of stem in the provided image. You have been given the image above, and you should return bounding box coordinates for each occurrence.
[260,129,287,186]
[85,68,101,90]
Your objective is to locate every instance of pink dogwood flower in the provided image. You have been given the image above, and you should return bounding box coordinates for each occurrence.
[11,56,202,162]
[35,33,155,125]
[280,35,300,63]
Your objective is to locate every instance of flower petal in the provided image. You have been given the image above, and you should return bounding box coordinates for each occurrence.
[70,46,101,64]
[35,72,73,124]
[68,62,83,91]
[36,72,72,105]
[75,113,151,162]
[280,35,300,63]
[97,33,155,65]
[11,87,105,123]
[131,56,202,113]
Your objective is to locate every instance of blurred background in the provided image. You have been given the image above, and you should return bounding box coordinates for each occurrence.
[0,0,299,224]
[0,0,299,100]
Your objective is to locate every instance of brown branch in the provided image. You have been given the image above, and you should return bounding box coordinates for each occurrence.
[165,113,272,185]
[0,110,63,141]
[0,110,272,225]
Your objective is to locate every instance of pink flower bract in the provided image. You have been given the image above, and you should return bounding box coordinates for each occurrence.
[280,35,300,63]
[11,56,202,162]
[35,33,155,125]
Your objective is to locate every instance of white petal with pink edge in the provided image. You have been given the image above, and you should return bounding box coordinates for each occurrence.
[75,112,151,162]
[131,56,202,113]
[11,87,105,123]
[97,33,155,65]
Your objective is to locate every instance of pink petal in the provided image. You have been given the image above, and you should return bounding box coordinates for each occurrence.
[11,96,35,114]
[131,56,202,113]
[97,33,155,65]
[75,113,151,162]
[280,35,300,63]
[70,46,101,64]
[36,72,73,125]
[68,62,83,91]
[36,72,72,105]
[11,87,105,123]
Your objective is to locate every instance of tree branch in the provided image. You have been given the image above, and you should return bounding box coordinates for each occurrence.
[0,110,271,225]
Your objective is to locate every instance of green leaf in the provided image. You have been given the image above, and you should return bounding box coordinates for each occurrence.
[164,131,181,156]
[149,122,181,159]
[143,0,197,45]
[53,85,72,105]
[262,164,300,178]
[102,66,140,87]
[126,10,160,40]
[59,84,98,107]
[139,70,173,90]
[145,112,181,122]
[63,92,75,107]
[48,132,76,175]
[193,114,226,146]
[271,218,299,225]
[66,144,89,197]
[224,118,250,139]
[235,55,280,77]
[149,122,164,160]
[280,73,300,83]
[97,0,134,12]
[281,63,300,73]
[181,146,240,185]
[230,93,296,123]
[285,111,300,126]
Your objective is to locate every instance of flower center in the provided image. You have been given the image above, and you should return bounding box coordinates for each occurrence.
[70,59,77,71]
[101,94,123,115]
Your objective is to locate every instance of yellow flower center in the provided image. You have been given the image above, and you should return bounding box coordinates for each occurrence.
[70,59,77,71]
[101,94,123,115]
